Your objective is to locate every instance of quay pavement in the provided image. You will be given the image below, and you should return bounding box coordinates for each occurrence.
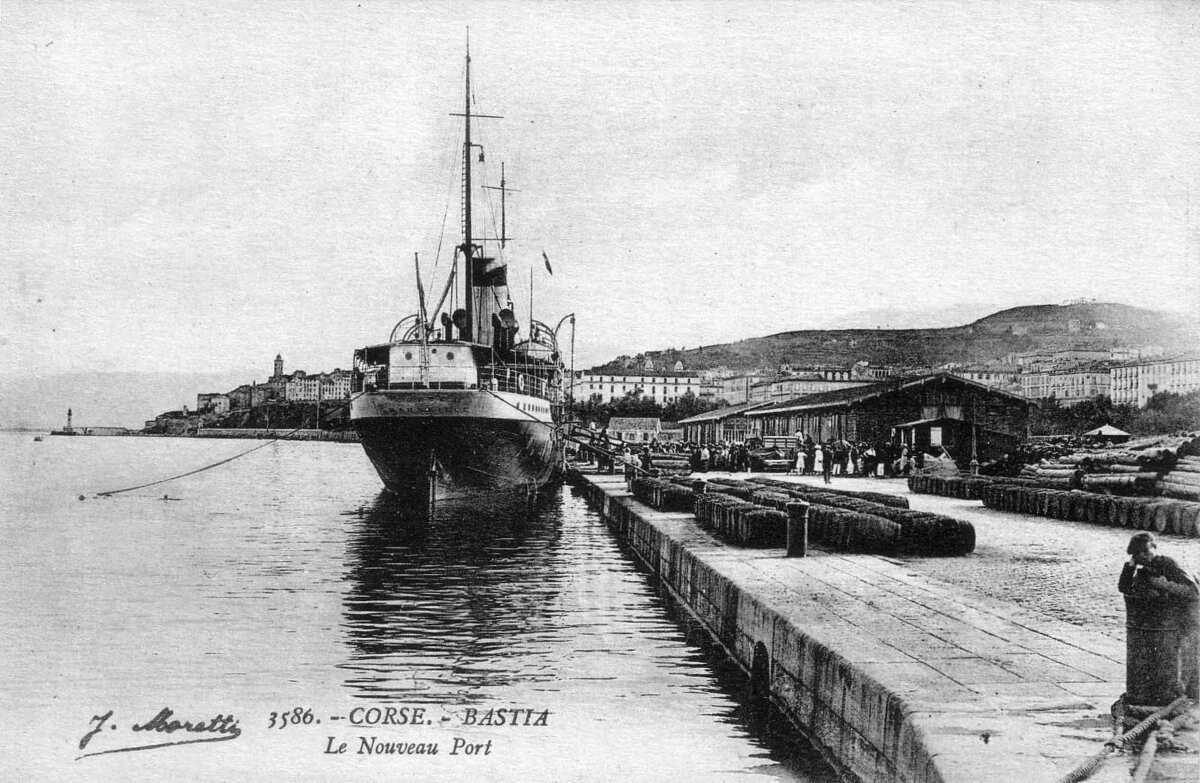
[575,470,1199,783]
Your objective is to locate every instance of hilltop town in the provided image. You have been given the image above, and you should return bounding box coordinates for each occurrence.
[144,354,352,436]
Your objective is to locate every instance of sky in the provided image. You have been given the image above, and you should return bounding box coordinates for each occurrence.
[3,0,1198,380]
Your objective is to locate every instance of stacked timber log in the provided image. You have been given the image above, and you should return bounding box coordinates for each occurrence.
[1158,456,1200,502]
[706,478,974,556]
[999,433,1200,497]
[980,484,1200,538]
[630,476,696,512]
[907,475,992,500]
[648,452,691,475]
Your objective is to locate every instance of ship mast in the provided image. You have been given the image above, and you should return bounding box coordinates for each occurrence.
[449,33,501,343]
[462,40,474,340]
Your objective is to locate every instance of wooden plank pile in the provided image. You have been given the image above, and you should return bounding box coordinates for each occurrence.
[907,475,992,499]
[980,484,1200,538]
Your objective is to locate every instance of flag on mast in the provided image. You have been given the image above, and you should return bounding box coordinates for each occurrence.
[542,250,553,275]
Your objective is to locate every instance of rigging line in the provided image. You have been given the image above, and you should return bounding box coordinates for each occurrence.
[431,124,462,274]
[93,396,363,498]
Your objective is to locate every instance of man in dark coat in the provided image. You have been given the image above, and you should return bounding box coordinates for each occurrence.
[1119,532,1199,699]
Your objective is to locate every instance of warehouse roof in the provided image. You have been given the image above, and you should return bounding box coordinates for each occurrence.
[745,373,1034,416]
[676,401,774,425]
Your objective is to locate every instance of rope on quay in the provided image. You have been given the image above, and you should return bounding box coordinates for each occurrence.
[92,397,360,498]
[1054,696,1190,783]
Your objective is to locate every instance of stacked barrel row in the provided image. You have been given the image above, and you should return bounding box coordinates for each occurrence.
[907,475,992,500]
[980,484,1200,538]
[630,476,696,512]
[707,478,974,556]
[692,491,788,546]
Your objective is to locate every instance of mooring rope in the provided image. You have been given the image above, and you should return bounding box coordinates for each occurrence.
[93,397,360,498]
[1054,696,1190,783]
[95,386,670,500]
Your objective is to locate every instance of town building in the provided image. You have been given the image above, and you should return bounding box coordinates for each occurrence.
[944,364,1021,391]
[321,370,352,400]
[745,373,1035,466]
[1019,363,1113,404]
[575,373,716,404]
[285,371,322,402]
[1008,347,1111,371]
[606,417,662,444]
[1048,364,1112,404]
[1111,355,1200,407]
[748,371,869,403]
[151,409,196,436]
[678,401,774,444]
[1019,371,1052,402]
[714,373,766,405]
[196,393,231,415]
[228,383,273,411]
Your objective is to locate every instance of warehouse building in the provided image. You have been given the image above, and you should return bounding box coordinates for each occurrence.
[745,373,1036,466]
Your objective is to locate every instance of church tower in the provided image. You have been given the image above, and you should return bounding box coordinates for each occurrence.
[273,354,283,381]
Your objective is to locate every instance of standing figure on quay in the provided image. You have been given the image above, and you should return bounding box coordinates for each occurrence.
[1119,532,1199,704]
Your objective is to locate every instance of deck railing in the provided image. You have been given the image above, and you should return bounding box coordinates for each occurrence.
[477,365,559,401]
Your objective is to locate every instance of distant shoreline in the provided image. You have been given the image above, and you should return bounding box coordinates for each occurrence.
[9,428,360,443]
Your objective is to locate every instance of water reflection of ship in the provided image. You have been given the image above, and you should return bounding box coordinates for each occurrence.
[339,489,566,703]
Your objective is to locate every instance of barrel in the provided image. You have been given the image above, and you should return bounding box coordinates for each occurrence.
[1177,505,1200,538]
[1124,596,1183,706]
[1132,501,1150,530]
[1165,502,1184,536]
[1151,502,1171,533]
[1079,493,1094,523]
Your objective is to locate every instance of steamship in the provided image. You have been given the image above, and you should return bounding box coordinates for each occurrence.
[350,45,572,502]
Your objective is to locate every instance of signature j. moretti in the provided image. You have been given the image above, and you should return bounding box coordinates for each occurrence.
[77,707,242,760]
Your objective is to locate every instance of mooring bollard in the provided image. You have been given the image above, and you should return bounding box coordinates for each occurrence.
[786,501,809,558]
[1124,595,1182,706]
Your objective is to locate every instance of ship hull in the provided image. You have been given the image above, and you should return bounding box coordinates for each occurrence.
[351,390,562,501]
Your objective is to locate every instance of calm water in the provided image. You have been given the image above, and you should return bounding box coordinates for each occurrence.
[0,433,833,782]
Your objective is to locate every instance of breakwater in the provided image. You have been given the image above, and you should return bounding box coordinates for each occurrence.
[572,471,1133,783]
[195,427,359,442]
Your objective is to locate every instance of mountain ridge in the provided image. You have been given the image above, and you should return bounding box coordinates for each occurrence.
[589,302,1196,375]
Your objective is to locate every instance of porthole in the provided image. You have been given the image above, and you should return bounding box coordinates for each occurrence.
[430,347,437,354]
[446,352,454,360]
[404,352,413,360]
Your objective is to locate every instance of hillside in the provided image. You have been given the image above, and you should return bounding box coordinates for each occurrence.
[588,302,1196,375]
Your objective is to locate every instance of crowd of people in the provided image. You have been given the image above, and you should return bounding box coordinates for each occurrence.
[576,428,938,485]
[781,436,930,482]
